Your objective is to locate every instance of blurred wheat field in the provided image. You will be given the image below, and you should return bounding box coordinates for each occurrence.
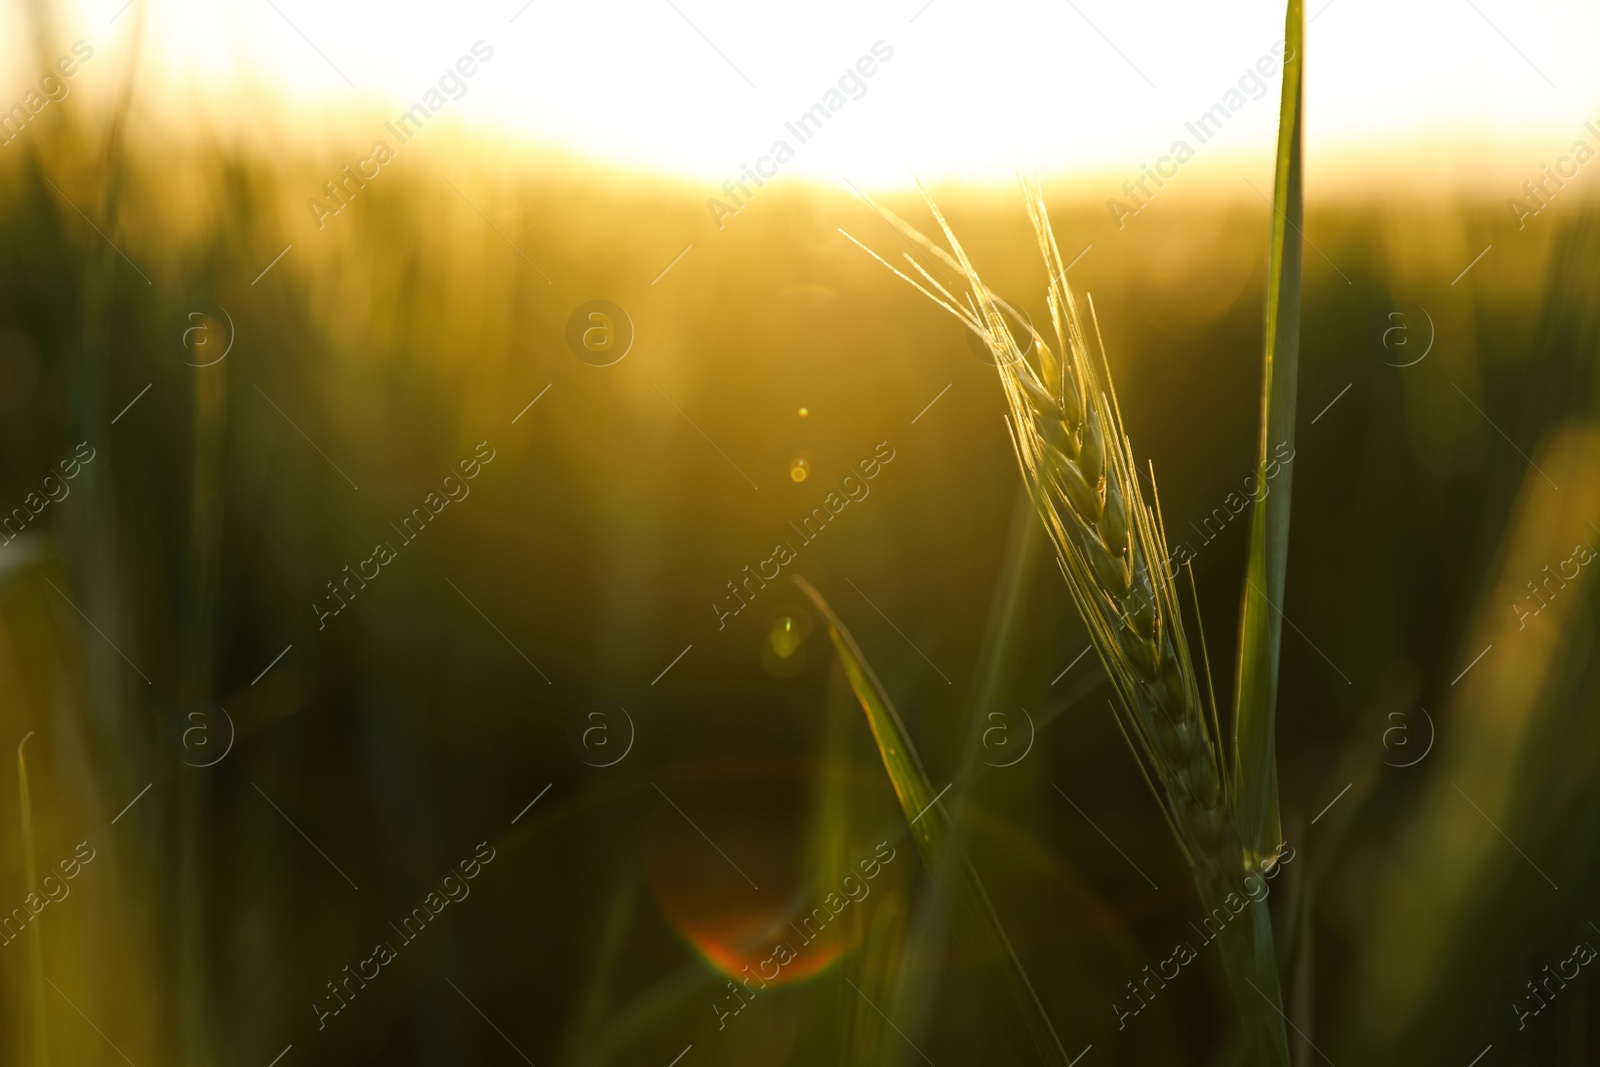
[3,3,1600,1063]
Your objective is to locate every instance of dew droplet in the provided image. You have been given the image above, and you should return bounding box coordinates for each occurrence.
[789,457,810,483]
[798,406,809,417]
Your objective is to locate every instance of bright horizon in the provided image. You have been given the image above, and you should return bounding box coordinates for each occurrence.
[4,0,1598,197]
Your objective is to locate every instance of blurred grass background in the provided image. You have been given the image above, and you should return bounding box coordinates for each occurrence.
[2,14,1600,1062]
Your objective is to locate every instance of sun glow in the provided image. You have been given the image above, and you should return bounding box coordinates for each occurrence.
[5,0,1599,190]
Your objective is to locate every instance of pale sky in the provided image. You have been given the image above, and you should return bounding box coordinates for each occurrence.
[5,0,1599,190]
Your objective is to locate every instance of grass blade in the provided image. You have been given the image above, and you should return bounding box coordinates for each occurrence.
[793,575,1074,1066]
[793,576,944,860]
[17,731,47,1067]
[884,488,1042,1052]
[1232,0,1304,870]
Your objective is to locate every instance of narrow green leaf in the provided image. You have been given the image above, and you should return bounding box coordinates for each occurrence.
[792,576,946,862]
[793,575,1074,1066]
[875,489,1041,1056]
[17,731,47,1067]
[1233,0,1304,868]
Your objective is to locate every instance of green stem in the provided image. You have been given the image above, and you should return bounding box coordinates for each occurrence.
[18,731,48,1067]
[1197,874,1291,1067]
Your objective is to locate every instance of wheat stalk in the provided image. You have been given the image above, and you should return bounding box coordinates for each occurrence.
[845,182,1292,1064]
[843,183,1239,882]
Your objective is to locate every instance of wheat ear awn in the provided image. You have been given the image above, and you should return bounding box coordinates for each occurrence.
[843,182,1238,883]
[845,180,1291,1064]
